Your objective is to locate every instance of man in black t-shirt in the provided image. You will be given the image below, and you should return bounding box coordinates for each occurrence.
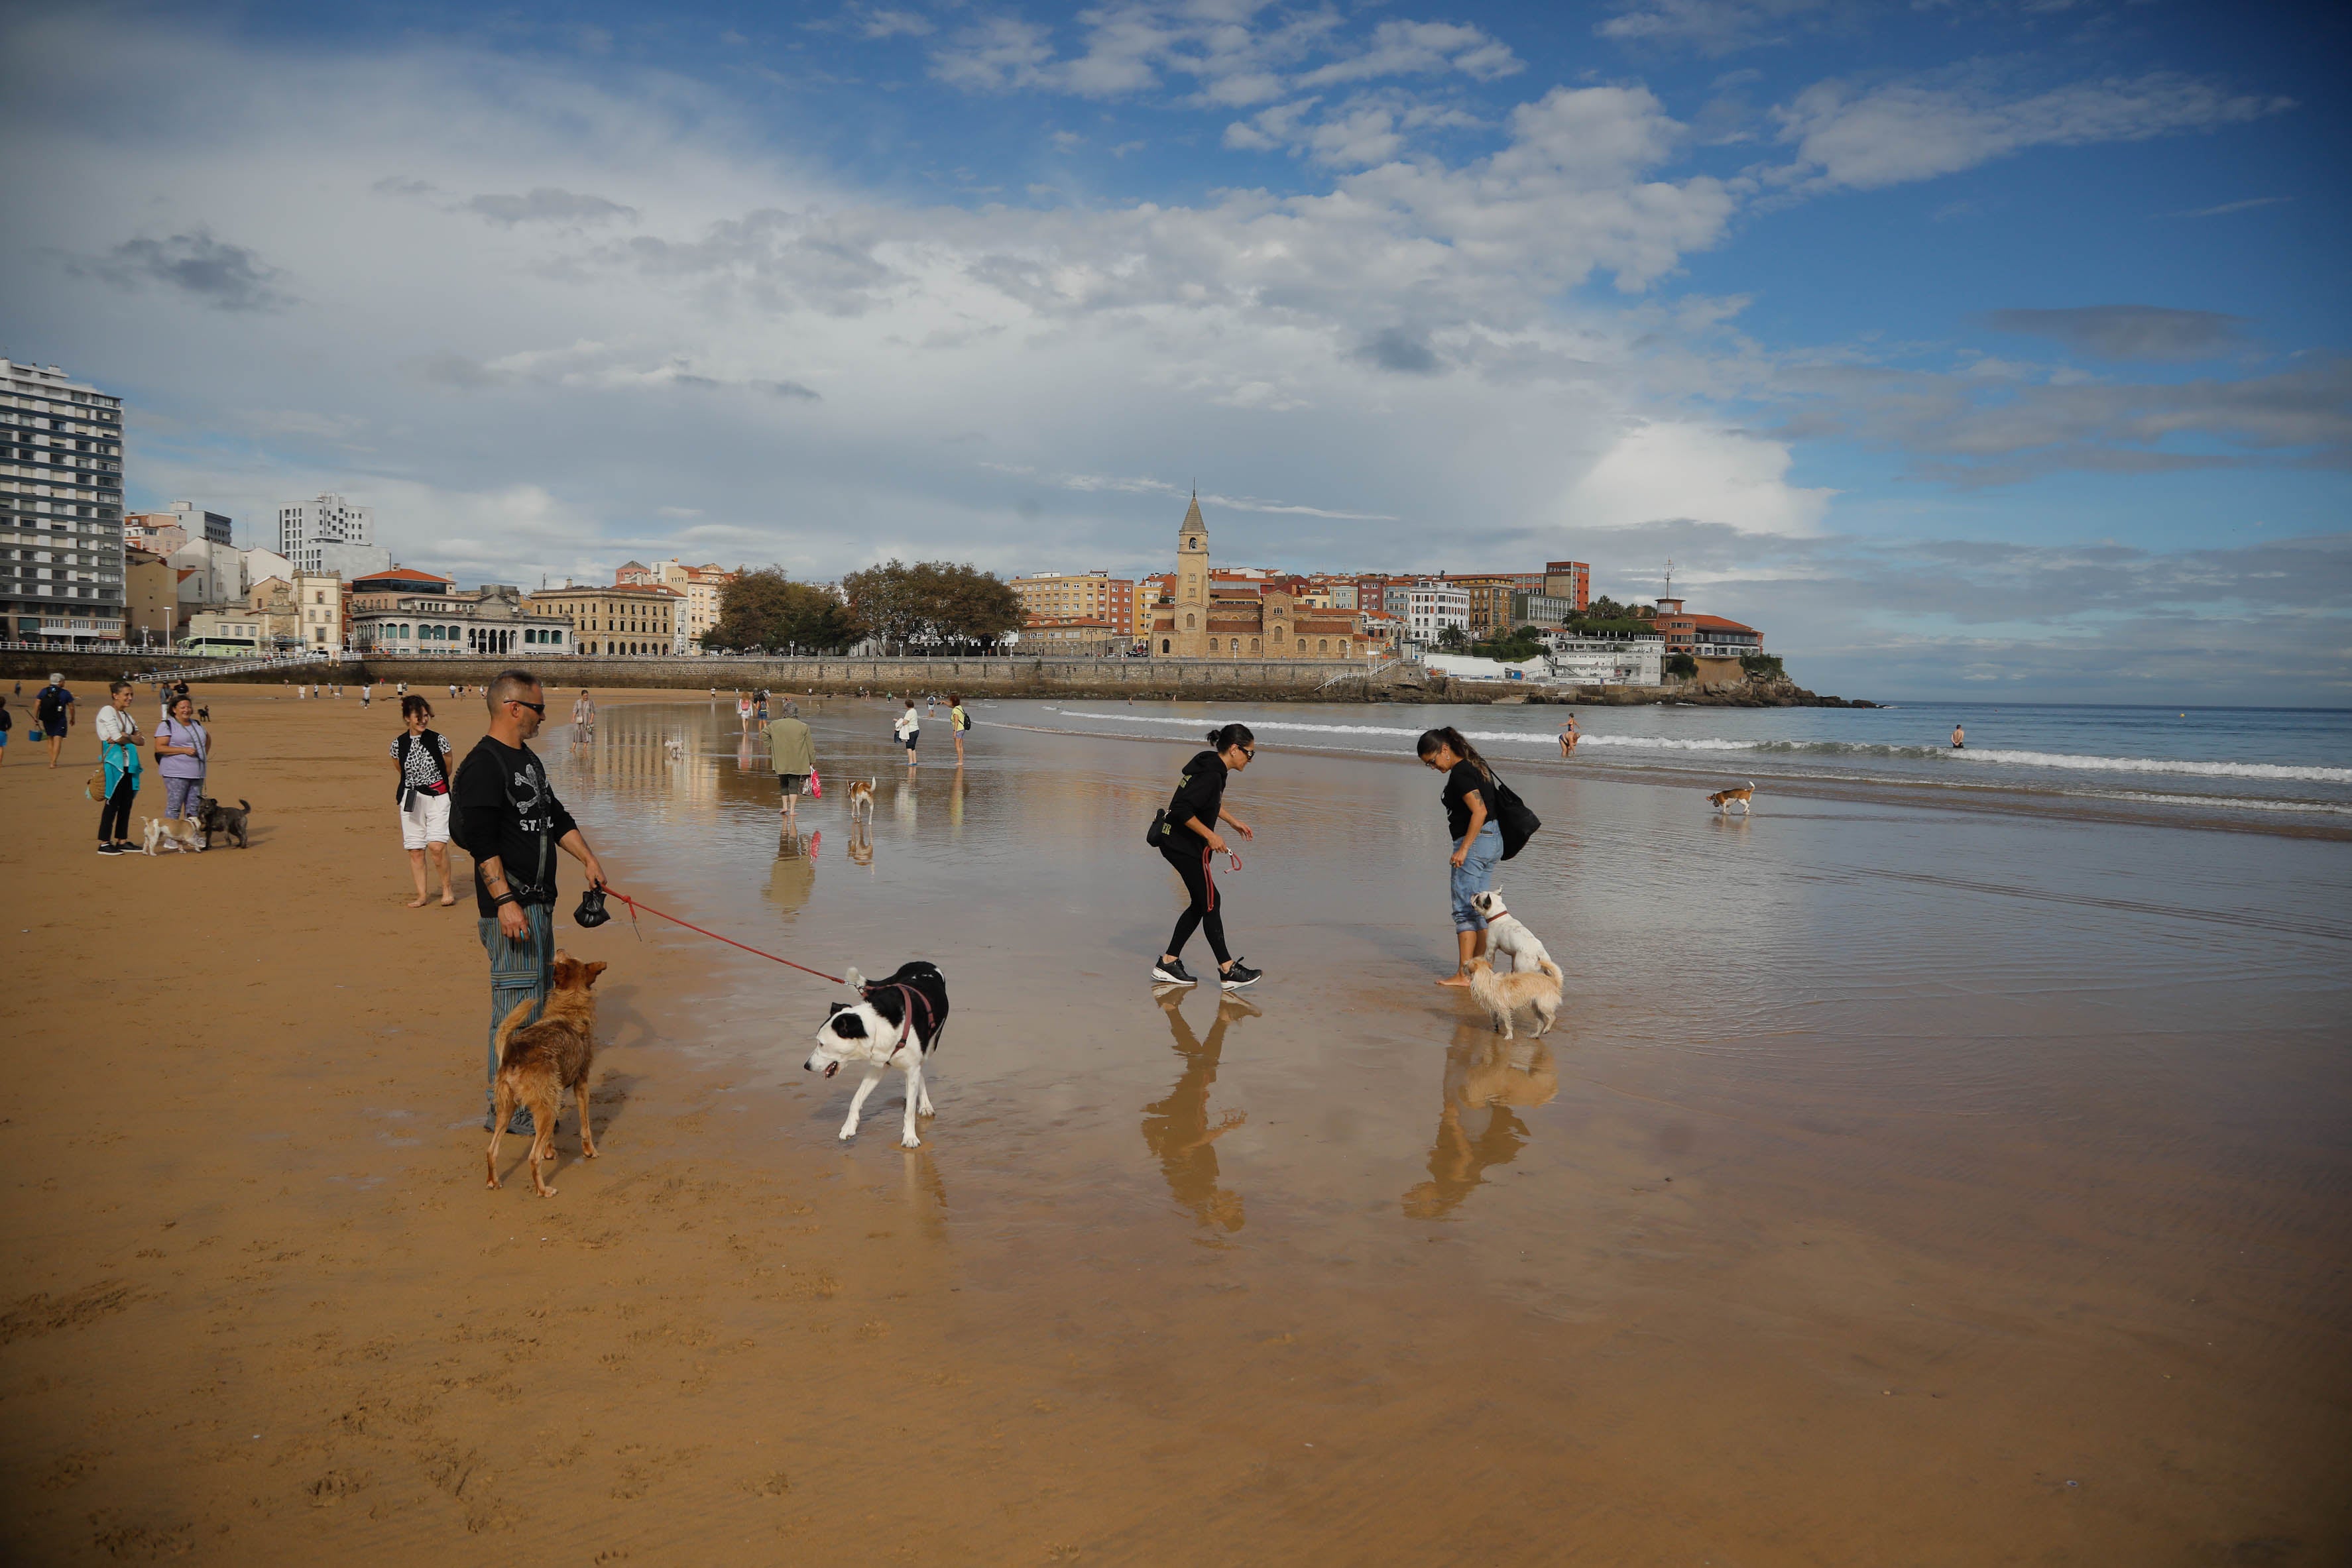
[451,669,609,1135]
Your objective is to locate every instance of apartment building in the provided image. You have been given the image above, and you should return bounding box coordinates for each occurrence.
[292,571,349,651]
[1,359,127,645]
[1507,589,1581,630]
[127,501,231,550]
[1442,572,1546,636]
[1544,560,1591,614]
[617,559,734,652]
[1134,573,1174,636]
[1404,581,1471,644]
[351,567,457,611]
[1013,571,1136,636]
[526,583,680,656]
[277,493,375,576]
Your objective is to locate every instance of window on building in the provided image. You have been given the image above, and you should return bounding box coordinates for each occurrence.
[1296,639,1306,653]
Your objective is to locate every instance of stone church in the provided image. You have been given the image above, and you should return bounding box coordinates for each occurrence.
[1148,493,1380,661]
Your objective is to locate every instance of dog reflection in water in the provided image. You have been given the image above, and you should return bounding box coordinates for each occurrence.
[1143,987,1259,1232]
[1402,1023,1558,1220]
[847,816,874,870]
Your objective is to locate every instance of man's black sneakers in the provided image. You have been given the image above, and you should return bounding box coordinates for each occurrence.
[1151,956,1197,985]
[1219,959,1263,989]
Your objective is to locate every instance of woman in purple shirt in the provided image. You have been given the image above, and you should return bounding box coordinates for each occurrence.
[153,695,209,822]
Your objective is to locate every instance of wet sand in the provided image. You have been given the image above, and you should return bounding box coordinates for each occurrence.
[3,686,2347,1564]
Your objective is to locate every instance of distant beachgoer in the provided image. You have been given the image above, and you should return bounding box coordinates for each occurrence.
[895,699,921,767]
[1951,724,1965,750]
[949,693,969,767]
[0,695,13,765]
[1148,724,1260,990]
[1558,713,1580,756]
[926,694,937,718]
[392,695,456,908]
[757,691,770,723]
[765,705,817,830]
[36,673,74,768]
[1417,726,1500,988]
[95,681,143,855]
[737,691,754,732]
[572,689,595,733]
[154,696,209,822]
[396,681,407,697]
[361,683,373,710]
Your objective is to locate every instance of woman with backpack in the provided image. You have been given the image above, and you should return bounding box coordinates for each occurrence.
[1147,723,1262,991]
[1416,726,1513,987]
[390,695,457,907]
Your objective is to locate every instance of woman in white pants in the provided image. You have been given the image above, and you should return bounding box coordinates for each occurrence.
[390,695,457,907]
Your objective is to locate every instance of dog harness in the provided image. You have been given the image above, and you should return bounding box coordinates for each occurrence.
[866,980,941,1060]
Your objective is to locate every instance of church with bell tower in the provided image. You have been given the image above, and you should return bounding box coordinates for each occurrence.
[1147,490,1379,662]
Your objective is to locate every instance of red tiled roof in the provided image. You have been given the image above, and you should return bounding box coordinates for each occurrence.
[1686,614,1757,632]
[353,567,453,586]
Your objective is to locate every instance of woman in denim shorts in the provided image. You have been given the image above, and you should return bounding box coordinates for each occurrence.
[1416,726,1502,987]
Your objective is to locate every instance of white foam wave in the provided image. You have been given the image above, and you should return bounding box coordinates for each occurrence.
[1042,708,2351,782]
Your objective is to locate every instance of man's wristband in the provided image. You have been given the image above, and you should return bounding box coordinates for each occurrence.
[493,892,518,908]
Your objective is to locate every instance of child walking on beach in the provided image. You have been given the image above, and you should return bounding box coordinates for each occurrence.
[1147,724,1262,990]
[1417,726,1500,987]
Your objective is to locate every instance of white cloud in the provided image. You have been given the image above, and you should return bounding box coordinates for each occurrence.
[1771,71,2295,193]
[1566,422,1836,535]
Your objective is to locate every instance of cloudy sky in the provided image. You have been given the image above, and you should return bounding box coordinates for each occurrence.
[3,0,2344,702]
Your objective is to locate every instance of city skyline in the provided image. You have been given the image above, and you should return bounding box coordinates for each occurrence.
[1,2,2343,702]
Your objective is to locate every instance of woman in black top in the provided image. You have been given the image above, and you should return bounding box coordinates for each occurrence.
[1151,723,1262,990]
[1416,726,1503,987]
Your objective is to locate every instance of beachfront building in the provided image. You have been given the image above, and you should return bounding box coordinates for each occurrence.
[1134,573,1173,636]
[293,571,347,651]
[127,501,231,549]
[351,566,457,611]
[525,582,680,656]
[277,493,375,576]
[1014,571,1137,639]
[1652,596,1764,658]
[1544,560,1592,614]
[125,548,178,650]
[617,559,734,652]
[355,583,570,656]
[1446,573,1546,636]
[2,359,127,646]
[1019,615,1126,654]
[1147,493,1384,661]
[1545,634,1665,685]
[1508,589,1581,630]
[1403,581,1471,645]
[181,609,268,657]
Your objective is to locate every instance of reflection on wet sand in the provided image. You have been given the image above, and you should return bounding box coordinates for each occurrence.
[767,828,818,919]
[847,817,875,869]
[1142,987,1258,1232]
[1403,1022,1559,1220]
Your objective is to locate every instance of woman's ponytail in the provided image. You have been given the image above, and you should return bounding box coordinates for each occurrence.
[1208,722,1256,753]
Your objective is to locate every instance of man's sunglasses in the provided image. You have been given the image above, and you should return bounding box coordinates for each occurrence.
[508,699,546,714]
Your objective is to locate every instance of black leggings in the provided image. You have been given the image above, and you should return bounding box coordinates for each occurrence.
[1162,842,1230,966]
[99,773,137,842]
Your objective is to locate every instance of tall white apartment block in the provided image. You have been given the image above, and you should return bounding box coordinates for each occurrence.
[278,492,375,575]
[1405,581,1470,644]
[1,360,127,645]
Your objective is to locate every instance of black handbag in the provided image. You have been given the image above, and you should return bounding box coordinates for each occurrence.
[1487,769,1542,860]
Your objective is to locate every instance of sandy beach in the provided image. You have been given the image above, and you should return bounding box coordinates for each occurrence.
[3,682,2347,1565]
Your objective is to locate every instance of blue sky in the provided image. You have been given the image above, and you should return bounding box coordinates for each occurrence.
[2,0,2345,702]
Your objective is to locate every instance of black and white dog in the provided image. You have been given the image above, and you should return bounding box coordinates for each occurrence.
[805,962,950,1148]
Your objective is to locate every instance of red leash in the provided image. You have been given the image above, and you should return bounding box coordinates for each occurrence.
[1201,846,1243,912]
[605,888,847,985]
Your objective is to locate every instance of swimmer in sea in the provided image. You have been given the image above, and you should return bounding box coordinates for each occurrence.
[1558,713,1580,757]
[1951,723,1965,749]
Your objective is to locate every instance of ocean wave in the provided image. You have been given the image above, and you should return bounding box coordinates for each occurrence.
[1040,708,2351,782]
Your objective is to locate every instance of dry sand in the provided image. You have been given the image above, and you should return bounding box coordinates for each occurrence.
[2,683,2345,1565]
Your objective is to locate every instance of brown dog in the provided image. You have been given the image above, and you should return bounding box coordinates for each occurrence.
[485,952,607,1197]
[1706,779,1756,814]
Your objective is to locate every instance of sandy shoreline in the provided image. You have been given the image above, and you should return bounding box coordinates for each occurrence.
[3,684,2347,1564]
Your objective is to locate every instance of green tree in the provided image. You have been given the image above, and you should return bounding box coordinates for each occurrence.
[705,568,860,652]
[1664,652,1698,679]
[1436,622,1470,651]
[840,559,1022,651]
[1739,652,1785,681]
[1472,625,1549,663]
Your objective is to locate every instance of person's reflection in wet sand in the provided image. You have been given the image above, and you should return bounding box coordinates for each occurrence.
[735,732,758,774]
[767,829,819,921]
[1142,987,1258,1232]
[1402,1022,1559,1219]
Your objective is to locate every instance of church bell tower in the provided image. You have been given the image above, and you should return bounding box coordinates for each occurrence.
[1173,490,1209,656]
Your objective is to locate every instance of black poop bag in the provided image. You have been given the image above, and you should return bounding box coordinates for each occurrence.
[574,884,611,929]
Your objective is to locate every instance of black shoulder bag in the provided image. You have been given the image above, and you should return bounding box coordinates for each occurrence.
[1485,765,1543,861]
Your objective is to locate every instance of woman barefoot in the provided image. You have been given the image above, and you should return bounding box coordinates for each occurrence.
[1417,726,1501,986]
[390,695,457,907]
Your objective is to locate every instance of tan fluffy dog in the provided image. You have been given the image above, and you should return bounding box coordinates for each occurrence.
[485,952,607,1197]
[1466,953,1562,1039]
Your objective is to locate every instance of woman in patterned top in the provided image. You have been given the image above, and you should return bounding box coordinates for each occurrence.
[390,695,457,907]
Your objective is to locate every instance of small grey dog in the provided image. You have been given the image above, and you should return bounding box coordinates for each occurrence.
[196,796,251,849]
[1468,890,1555,975]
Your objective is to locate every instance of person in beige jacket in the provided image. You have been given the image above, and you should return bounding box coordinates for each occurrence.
[764,710,818,830]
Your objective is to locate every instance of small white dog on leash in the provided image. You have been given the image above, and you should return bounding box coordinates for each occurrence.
[141,815,206,855]
[1469,890,1555,975]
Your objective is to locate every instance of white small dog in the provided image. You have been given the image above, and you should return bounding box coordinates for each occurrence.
[665,736,686,762]
[805,961,949,1148]
[1469,891,1555,976]
[141,815,206,855]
